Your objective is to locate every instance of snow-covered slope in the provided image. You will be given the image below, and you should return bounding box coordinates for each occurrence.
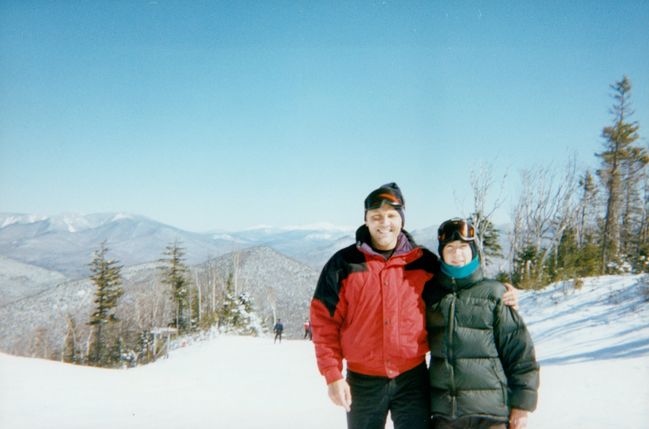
[0,256,68,307]
[1,275,648,429]
[519,275,649,364]
[193,246,318,337]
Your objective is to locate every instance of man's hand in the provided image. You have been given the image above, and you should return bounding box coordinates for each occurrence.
[327,379,352,412]
[502,282,519,310]
[509,408,528,429]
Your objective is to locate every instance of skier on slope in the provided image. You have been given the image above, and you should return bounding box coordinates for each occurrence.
[273,319,284,344]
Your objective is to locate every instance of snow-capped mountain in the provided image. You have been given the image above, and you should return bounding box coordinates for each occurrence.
[0,212,247,278]
[222,224,356,269]
[0,213,361,277]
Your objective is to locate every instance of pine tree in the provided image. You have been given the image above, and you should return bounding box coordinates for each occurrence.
[63,315,78,364]
[621,146,649,262]
[88,241,123,366]
[220,272,238,329]
[159,240,191,333]
[597,76,643,272]
[219,273,260,335]
[577,171,599,248]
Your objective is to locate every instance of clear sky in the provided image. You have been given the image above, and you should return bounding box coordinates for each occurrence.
[1,1,648,232]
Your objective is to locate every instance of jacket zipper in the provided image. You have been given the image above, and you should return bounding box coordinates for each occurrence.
[448,278,457,418]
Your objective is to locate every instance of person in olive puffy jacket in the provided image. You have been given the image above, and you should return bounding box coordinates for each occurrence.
[425,218,539,429]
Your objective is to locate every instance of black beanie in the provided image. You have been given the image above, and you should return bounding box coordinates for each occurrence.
[364,182,405,226]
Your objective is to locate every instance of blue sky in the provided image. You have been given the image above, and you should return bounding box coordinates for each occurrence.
[1,1,648,232]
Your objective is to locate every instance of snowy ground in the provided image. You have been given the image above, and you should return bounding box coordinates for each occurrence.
[1,275,648,429]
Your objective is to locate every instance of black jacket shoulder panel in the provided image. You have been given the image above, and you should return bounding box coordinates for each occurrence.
[313,244,367,317]
[405,247,439,272]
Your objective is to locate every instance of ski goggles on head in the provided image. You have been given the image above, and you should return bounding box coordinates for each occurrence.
[438,218,476,242]
[364,190,404,210]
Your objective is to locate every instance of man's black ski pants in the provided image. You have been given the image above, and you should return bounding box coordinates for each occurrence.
[346,362,430,429]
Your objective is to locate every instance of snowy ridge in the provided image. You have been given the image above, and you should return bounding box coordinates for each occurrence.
[0,213,48,228]
[0,212,358,276]
[0,256,67,307]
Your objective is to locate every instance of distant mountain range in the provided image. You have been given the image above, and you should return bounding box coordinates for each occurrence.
[0,213,361,278]
[0,212,512,358]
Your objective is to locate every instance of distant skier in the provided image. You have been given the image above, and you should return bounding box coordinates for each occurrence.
[273,319,284,344]
[304,319,312,340]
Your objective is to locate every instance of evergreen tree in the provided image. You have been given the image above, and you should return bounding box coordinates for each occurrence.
[637,177,649,272]
[88,241,123,366]
[597,76,643,272]
[220,273,260,335]
[554,222,601,281]
[159,241,191,333]
[621,146,649,262]
[577,171,599,248]
[63,315,78,364]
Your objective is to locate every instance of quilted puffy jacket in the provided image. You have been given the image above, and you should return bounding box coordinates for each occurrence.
[310,225,437,384]
[425,267,540,420]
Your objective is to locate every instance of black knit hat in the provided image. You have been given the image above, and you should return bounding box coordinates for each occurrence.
[364,182,405,225]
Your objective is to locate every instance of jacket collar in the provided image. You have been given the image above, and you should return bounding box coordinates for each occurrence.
[355,225,419,260]
[437,265,484,291]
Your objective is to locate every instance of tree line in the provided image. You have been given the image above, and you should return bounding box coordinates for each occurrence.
[474,76,648,289]
[62,241,260,368]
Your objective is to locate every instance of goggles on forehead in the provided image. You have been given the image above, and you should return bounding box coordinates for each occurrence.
[438,218,476,242]
[364,190,404,210]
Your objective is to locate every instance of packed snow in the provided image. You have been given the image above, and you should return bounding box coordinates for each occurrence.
[1,275,648,429]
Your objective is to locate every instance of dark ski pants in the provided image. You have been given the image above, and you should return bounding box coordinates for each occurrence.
[346,363,430,429]
[432,416,507,429]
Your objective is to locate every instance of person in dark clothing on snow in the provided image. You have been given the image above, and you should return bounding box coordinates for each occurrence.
[273,319,284,344]
[425,218,539,429]
[310,184,519,429]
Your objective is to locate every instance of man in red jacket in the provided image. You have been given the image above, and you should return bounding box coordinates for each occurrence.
[310,183,516,429]
[310,182,434,429]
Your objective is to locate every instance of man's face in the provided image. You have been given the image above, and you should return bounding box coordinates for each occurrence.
[364,202,403,251]
[442,240,473,267]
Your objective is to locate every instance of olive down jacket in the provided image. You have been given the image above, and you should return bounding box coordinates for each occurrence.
[424,267,540,421]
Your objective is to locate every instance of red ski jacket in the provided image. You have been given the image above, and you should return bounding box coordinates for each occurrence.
[310,226,437,384]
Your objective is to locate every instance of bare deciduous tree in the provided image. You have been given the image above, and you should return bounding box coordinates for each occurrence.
[511,157,580,287]
[468,161,507,270]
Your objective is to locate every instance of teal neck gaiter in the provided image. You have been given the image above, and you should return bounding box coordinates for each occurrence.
[440,255,480,279]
